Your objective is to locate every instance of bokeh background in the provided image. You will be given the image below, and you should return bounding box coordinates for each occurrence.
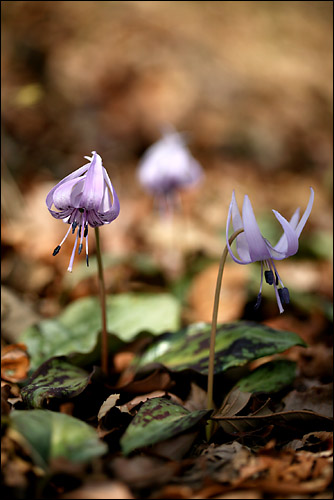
[1,1,333,347]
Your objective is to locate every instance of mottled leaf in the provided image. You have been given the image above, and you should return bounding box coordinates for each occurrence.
[21,357,92,408]
[236,359,297,394]
[120,397,211,455]
[21,293,181,370]
[10,409,107,469]
[134,321,306,375]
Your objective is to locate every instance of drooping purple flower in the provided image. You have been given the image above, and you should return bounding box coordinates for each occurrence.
[46,151,120,272]
[137,130,204,212]
[226,188,314,313]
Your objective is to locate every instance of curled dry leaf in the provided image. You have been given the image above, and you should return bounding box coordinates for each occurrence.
[98,394,121,421]
[1,343,30,383]
[116,367,173,395]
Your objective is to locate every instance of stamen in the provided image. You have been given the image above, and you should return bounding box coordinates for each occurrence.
[72,221,78,234]
[67,230,79,272]
[271,260,284,288]
[53,245,61,256]
[79,211,86,256]
[52,224,72,256]
[84,224,88,237]
[85,225,89,266]
[254,293,262,309]
[259,261,264,294]
[264,270,274,285]
[278,287,290,305]
[268,260,284,314]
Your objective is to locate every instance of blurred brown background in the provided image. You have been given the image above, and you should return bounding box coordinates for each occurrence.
[1,1,333,332]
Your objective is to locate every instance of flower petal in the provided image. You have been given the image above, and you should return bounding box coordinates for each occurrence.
[46,163,90,210]
[79,152,105,211]
[98,169,120,223]
[295,187,314,237]
[266,210,299,259]
[226,197,253,264]
[230,191,251,261]
[52,178,85,210]
[274,207,300,253]
[242,196,271,262]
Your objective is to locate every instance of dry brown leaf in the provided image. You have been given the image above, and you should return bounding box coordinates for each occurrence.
[98,394,121,421]
[187,263,249,323]
[60,480,134,499]
[212,490,262,499]
[284,431,333,452]
[116,368,173,394]
[183,382,208,412]
[1,286,41,344]
[237,449,333,495]
[151,430,199,461]
[1,343,30,383]
[109,456,178,490]
[282,383,333,418]
[120,391,172,412]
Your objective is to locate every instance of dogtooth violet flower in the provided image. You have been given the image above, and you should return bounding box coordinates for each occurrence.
[46,151,120,272]
[137,129,204,209]
[226,187,314,313]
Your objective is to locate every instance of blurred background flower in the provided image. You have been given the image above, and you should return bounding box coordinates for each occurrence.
[137,127,204,214]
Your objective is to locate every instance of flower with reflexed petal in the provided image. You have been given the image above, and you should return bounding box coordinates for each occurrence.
[138,129,204,211]
[46,151,120,272]
[226,188,314,313]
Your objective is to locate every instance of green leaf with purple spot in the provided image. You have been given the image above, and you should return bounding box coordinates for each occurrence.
[236,359,297,394]
[133,321,306,375]
[120,397,211,455]
[21,357,92,408]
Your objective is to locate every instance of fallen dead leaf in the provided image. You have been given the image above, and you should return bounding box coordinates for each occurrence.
[187,262,249,323]
[109,455,178,490]
[60,480,134,499]
[1,343,30,383]
[282,383,333,418]
[1,286,41,344]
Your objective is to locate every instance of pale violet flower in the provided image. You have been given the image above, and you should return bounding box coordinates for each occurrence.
[226,188,314,313]
[137,130,203,211]
[46,151,120,272]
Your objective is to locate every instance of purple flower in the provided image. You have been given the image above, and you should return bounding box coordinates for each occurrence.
[226,188,314,313]
[46,151,120,272]
[138,130,203,210]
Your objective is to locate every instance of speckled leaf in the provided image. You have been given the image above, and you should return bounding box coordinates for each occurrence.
[120,397,211,455]
[134,321,306,375]
[21,357,92,408]
[236,359,297,394]
[21,293,181,370]
[10,409,107,469]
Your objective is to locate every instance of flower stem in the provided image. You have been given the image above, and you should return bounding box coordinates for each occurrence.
[94,227,108,376]
[206,228,244,440]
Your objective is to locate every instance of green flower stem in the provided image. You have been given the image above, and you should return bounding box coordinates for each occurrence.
[94,227,108,376]
[206,228,244,440]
